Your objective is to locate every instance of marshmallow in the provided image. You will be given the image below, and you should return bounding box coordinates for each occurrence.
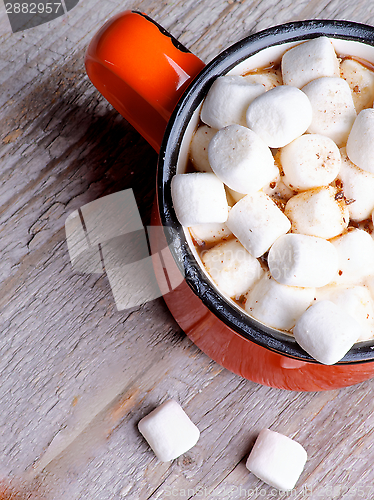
[201,238,263,298]
[200,75,265,129]
[281,134,341,191]
[340,58,374,113]
[171,173,228,226]
[138,400,200,462]
[285,186,349,239]
[330,229,374,285]
[244,68,283,90]
[189,125,217,173]
[208,125,278,194]
[246,429,307,491]
[261,174,296,201]
[245,273,315,330]
[281,37,339,89]
[227,178,293,205]
[365,275,374,303]
[346,108,374,174]
[268,234,338,288]
[337,147,374,221]
[246,85,313,148]
[315,285,374,342]
[189,221,232,245]
[302,77,356,147]
[293,300,363,364]
[226,192,291,258]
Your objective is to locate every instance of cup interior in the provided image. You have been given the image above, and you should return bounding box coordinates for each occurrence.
[158,20,374,363]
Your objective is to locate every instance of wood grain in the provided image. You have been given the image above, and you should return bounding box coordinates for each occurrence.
[1,0,374,499]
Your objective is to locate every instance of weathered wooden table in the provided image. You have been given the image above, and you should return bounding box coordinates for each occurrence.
[1,0,374,498]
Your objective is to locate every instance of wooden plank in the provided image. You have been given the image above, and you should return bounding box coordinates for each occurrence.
[1,0,374,499]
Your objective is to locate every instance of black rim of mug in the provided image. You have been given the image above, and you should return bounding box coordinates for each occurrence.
[158,19,374,364]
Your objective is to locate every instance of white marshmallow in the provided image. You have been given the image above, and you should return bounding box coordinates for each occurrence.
[340,58,374,113]
[200,75,265,129]
[189,221,232,245]
[268,234,338,288]
[202,239,263,298]
[261,174,296,201]
[365,275,374,303]
[285,186,349,239]
[245,273,315,330]
[281,134,341,191]
[246,85,312,148]
[243,68,283,90]
[315,285,374,342]
[246,429,307,491]
[171,173,228,226]
[330,229,374,285]
[138,400,200,462]
[189,125,217,172]
[337,147,374,221]
[281,37,339,89]
[346,108,374,174]
[208,125,278,194]
[226,192,291,258]
[293,300,363,364]
[302,77,356,147]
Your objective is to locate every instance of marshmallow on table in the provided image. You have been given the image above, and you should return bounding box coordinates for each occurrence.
[189,125,217,173]
[285,186,349,239]
[302,77,357,147]
[330,228,374,285]
[346,108,374,174]
[201,238,263,298]
[281,37,339,89]
[245,272,315,330]
[246,429,307,491]
[138,399,200,462]
[200,75,265,129]
[189,221,232,245]
[268,233,338,288]
[315,285,374,342]
[208,125,278,194]
[244,68,283,91]
[293,300,363,364]
[246,85,313,148]
[337,147,374,221]
[340,58,374,113]
[171,172,228,226]
[281,134,341,191]
[226,192,291,258]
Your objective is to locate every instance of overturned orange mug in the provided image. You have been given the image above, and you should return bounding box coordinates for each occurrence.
[86,11,374,390]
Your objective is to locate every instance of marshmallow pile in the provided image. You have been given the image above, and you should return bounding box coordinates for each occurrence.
[171,36,374,365]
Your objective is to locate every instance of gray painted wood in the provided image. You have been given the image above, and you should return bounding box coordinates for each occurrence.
[1,0,374,498]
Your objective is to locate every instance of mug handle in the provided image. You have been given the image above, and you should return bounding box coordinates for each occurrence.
[85,11,206,152]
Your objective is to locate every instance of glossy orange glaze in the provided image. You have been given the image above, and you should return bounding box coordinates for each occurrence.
[85,11,205,151]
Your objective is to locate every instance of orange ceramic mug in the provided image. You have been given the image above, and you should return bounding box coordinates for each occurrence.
[86,11,374,390]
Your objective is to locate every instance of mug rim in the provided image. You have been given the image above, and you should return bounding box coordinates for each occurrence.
[157,19,374,364]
